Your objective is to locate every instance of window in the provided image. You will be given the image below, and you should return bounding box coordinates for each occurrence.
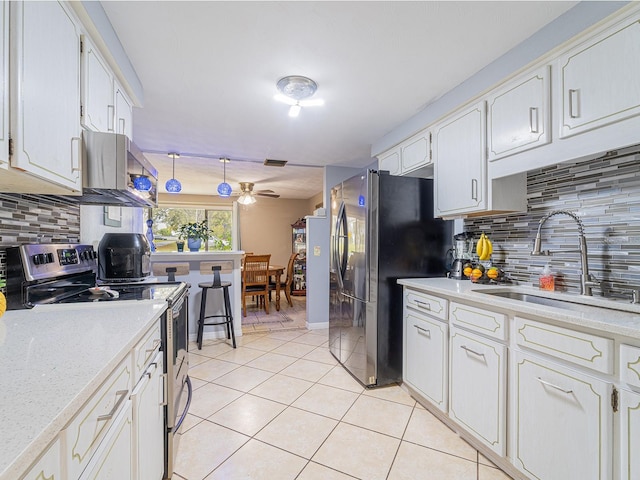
[145,207,233,252]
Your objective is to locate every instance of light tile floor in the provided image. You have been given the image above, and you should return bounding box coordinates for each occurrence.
[175,326,514,480]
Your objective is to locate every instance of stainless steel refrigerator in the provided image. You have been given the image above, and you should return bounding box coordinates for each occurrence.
[329,170,453,387]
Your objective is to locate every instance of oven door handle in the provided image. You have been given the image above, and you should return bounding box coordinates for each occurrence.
[174,376,192,431]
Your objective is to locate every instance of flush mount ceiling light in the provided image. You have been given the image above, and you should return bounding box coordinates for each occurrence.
[165,152,182,193]
[274,75,325,117]
[237,182,257,205]
[217,158,232,197]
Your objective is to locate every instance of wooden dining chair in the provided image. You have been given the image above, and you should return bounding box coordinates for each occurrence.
[242,254,271,317]
[269,252,297,307]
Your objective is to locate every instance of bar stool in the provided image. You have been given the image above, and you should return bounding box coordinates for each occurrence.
[151,262,190,282]
[197,265,235,350]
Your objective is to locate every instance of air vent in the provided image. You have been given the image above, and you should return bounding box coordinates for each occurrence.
[264,159,288,167]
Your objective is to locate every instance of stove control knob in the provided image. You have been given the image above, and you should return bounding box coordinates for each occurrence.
[32,253,46,265]
[45,253,54,264]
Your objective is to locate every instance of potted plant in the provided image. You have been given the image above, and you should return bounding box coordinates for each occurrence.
[177,220,211,252]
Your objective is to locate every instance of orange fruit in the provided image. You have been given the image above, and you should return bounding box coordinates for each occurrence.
[487,268,499,279]
[471,268,483,279]
[463,266,473,277]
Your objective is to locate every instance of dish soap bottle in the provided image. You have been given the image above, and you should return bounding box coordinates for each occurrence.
[539,264,555,291]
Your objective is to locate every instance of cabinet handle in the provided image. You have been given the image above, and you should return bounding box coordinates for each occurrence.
[460,345,485,358]
[145,339,161,354]
[71,137,81,172]
[107,105,115,132]
[568,89,580,118]
[537,377,573,394]
[415,300,431,311]
[161,373,168,407]
[529,107,539,133]
[414,325,431,337]
[471,179,478,201]
[97,389,129,422]
[119,118,126,135]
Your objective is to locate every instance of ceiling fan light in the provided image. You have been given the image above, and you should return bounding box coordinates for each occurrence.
[217,182,232,197]
[165,178,182,193]
[274,93,297,106]
[288,104,301,117]
[237,193,256,205]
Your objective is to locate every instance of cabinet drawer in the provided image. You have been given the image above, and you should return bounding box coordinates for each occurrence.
[515,317,613,374]
[63,355,132,479]
[133,321,161,380]
[21,438,61,480]
[450,302,507,340]
[404,289,448,320]
[620,344,640,389]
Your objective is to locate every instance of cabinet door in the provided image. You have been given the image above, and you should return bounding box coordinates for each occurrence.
[620,388,640,480]
[378,147,401,175]
[132,352,164,480]
[487,65,550,161]
[82,36,114,133]
[79,401,133,480]
[0,0,8,166]
[10,1,82,190]
[405,311,448,411]
[513,351,612,480]
[115,82,133,138]
[401,130,431,172]
[449,327,506,455]
[21,438,62,480]
[434,101,486,217]
[559,14,640,138]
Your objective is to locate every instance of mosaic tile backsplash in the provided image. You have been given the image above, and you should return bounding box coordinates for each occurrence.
[465,150,640,298]
[0,194,81,292]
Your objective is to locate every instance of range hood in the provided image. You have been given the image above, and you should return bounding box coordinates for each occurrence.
[65,130,158,207]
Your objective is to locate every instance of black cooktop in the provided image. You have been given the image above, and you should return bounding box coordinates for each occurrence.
[57,283,184,303]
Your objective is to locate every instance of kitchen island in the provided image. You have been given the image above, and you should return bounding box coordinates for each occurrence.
[0,300,166,480]
[150,251,245,340]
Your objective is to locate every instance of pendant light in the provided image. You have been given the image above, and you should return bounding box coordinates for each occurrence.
[132,167,152,191]
[165,153,182,193]
[217,158,232,197]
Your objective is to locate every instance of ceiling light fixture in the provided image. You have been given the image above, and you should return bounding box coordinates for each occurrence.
[237,182,257,205]
[165,152,182,193]
[132,167,152,192]
[217,158,232,197]
[274,75,324,117]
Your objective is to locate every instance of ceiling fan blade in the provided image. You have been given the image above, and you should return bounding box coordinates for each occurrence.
[298,98,325,107]
[256,192,280,198]
[273,94,297,106]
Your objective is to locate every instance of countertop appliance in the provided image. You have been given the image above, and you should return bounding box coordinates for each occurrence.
[330,170,453,387]
[62,130,158,207]
[449,231,475,280]
[98,233,152,282]
[4,243,190,479]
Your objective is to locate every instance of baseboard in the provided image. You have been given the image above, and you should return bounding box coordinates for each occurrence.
[306,321,329,330]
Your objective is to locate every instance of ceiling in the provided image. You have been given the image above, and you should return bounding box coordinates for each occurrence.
[101,1,578,200]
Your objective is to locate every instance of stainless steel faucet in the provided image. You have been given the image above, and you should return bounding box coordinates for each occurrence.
[531,210,599,296]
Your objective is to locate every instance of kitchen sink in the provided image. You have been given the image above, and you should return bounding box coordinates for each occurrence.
[473,289,634,314]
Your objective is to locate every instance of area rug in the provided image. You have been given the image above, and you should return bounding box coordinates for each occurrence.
[241,310,295,325]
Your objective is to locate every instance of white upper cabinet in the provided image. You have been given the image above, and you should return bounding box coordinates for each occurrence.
[559,12,640,138]
[434,101,486,216]
[487,65,550,161]
[401,129,431,173]
[114,82,133,139]
[0,0,8,167]
[82,35,114,133]
[378,146,401,175]
[9,1,82,192]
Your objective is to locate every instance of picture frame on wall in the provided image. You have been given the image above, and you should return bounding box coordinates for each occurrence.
[103,206,122,227]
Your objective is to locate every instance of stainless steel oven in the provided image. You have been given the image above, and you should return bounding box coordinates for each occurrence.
[5,243,191,479]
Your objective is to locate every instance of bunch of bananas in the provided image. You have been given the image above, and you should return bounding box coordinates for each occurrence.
[475,233,493,261]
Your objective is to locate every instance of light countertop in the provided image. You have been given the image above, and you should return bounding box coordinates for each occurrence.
[398,278,640,340]
[0,300,166,480]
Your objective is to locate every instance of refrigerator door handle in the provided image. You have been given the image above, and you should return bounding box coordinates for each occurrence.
[334,201,348,290]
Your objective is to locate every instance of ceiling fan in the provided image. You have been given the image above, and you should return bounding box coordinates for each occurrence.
[274,75,325,117]
[235,182,280,205]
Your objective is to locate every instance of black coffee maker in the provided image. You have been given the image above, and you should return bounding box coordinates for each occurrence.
[448,232,474,280]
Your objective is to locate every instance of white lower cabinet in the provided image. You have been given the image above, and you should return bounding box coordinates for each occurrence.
[21,438,61,480]
[449,326,506,456]
[513,350,613,480]
[78,400,133,480]
[131,351,165,480]
[404,309,448,412]
[619,388,640,480]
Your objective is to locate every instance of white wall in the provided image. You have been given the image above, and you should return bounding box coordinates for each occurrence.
[80,205,144,248]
